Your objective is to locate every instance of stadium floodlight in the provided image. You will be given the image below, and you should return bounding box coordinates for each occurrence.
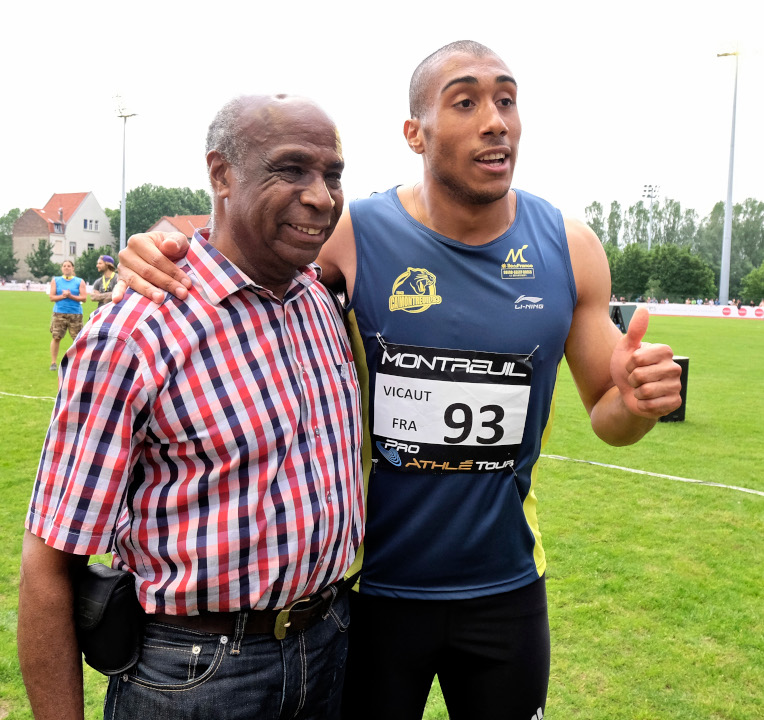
[114,95,137,253]
[642,184,659,251]
[716,51,739,306]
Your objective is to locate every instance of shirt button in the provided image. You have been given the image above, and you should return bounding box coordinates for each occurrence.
[326,491,332,504]
[314,427,320,436]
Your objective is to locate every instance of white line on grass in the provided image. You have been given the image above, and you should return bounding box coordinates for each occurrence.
[2,391,761,498]
[0,391,56,401]
[542,454,764,497]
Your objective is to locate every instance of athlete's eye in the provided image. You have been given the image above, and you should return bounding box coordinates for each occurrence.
[497,98,515,107]
[455,98,474,109]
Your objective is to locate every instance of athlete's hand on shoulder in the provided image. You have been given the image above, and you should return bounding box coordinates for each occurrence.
[610,307,682,419]
[112,232,192,304]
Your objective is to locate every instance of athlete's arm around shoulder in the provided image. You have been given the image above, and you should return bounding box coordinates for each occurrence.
[562,218,682,446]
[316,208,358,298]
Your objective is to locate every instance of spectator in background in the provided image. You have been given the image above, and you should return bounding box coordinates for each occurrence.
[48,260,85,372]
[90,254,117,308]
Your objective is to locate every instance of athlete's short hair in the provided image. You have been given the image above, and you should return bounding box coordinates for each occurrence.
[409,40,500,119]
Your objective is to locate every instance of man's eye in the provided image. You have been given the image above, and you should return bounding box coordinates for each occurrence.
[279,166,304,178]
[498,98,515,107]
[455,99,473,108]
[325,172,342,187]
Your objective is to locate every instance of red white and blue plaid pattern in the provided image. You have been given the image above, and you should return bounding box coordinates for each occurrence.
[28,231,363,614]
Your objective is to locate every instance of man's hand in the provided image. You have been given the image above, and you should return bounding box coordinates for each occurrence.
[112,232,192,304]
[610,307,682,419]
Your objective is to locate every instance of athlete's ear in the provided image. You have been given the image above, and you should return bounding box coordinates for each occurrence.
[404,119,425,155]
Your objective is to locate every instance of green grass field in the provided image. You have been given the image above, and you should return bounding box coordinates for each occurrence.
[1,291,762,719]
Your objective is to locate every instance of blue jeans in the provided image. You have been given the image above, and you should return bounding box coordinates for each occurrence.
[104,594,349,720]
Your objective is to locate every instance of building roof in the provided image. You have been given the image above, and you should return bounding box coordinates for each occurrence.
[148,215,212,237]
[34,192,90,232]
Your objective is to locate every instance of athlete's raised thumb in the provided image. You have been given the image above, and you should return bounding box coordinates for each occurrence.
[623,306,649,351]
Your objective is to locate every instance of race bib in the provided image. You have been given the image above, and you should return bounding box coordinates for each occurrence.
[372,340,533,473]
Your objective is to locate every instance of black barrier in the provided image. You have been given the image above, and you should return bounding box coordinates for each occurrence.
[609,303,637,333]
[659,356,689,422]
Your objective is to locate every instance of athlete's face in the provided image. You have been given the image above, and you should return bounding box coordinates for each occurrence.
[96,258,106,272]
[413,53,521,205]
[61,261,74,275]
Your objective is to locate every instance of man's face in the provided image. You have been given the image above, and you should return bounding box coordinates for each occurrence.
[217,98,344,291]
[418,52,521,205]
[96,259,106,272]
[61,261,74,275]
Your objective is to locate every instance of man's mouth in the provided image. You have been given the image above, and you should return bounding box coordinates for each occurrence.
[290,224,323,236]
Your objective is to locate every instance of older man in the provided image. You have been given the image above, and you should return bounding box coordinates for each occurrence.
[18,94,363,720]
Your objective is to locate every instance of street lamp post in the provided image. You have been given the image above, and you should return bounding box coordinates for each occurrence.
[115,96,137,252]
[717,51,739,306]
[642,184,659,251]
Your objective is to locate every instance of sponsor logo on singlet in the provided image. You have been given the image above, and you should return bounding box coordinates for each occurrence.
[501,245,535,280]
[514,294,544,310]
[389,267,442,313]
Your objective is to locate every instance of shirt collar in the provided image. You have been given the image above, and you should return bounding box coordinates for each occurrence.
[188,228,320,305]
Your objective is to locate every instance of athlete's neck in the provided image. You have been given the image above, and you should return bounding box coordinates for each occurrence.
[402,181,516,246]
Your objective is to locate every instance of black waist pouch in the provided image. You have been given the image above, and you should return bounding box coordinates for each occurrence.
[74,563,143,675]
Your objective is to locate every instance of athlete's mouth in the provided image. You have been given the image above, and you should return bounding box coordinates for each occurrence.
[476,153,508,167]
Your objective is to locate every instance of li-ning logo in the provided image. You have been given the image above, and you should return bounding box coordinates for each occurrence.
[501,244,535,280]
[514,294,544,310]
[375,441,402,466]
[389,267,442,313]
[531,709,544,720]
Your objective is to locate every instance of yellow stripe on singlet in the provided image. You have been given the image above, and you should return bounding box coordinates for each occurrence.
[522,361,562,577]
[345,309,372,587]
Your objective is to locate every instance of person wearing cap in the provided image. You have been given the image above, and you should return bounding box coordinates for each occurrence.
[91,254,117,308]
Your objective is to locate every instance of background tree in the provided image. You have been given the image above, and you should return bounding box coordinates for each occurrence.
[611,243,650,300]
[606,201,622,248]
[741,261,764,304]
[648,245,716,302]
[109,184,212,241]
[585,201,606,243]
[678,209,698,248]
[0,208,22,250]
[25,239,58,280]
[0,245,18,279]
[76,246,116,284]
[622,201,649,246]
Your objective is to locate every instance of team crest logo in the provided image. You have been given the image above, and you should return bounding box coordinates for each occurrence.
[389,267,442,313]
[501,245,535,280]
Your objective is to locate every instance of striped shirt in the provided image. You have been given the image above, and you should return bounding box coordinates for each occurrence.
[28,231,363,614]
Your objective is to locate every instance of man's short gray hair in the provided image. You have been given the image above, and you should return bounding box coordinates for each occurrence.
[205,96,251,178]
[409,40,500,119]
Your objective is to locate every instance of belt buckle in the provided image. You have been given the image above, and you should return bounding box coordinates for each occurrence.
[274,596,314,640]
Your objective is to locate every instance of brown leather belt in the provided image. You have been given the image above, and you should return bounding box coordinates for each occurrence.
[149,582,342,640]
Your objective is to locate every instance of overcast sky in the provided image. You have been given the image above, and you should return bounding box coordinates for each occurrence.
[2,0,762,226]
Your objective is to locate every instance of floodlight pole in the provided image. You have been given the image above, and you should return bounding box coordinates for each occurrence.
[717,51,738,306]
[118,108,137,252]
[642,184,659,251]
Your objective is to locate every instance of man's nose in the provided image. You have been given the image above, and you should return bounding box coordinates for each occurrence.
[301,177,335,211]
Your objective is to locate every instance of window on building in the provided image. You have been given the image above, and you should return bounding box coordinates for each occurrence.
[94,220,99,231]
[54,223,63,233]
[69,242,77,255]
[88,220,93,230]
[87,243,95,251]
[84,219,88,230]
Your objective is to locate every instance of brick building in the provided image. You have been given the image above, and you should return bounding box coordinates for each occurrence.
[12,192,115,280]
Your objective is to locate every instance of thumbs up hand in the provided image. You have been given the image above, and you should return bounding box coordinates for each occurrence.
[610,307,683,418]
